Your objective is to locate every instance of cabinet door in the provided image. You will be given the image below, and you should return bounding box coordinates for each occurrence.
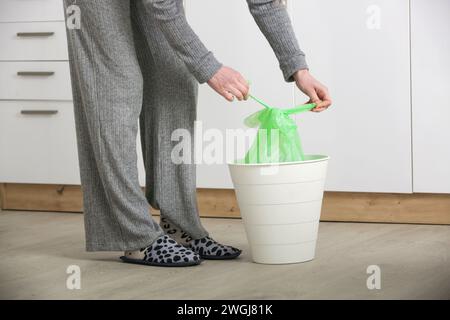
[186,0,295,188]
[411,0,450,193]
[0,101,80,184]
[291,0,412,192]
[0,100,147,186]
[0,0,65,22]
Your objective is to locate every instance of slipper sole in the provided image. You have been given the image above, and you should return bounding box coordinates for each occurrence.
[200,250,242,260]
[120,256,202,267]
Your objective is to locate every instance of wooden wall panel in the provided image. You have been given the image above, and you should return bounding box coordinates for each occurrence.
[1,183,449,225]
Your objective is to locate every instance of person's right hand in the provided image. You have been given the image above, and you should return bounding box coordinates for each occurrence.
[293,69,332,112]
[207,66,249,102]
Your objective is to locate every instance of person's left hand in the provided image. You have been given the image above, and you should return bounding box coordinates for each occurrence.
[293,69,332,112]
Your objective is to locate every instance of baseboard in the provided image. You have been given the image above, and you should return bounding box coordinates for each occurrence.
[320,192,450,224]
[1,183,449,225]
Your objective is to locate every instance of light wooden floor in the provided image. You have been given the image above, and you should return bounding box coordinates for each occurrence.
[0,210,449,299]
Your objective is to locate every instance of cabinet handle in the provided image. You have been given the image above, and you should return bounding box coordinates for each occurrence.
[17,71,55,76]
[20,110,58,115]
[16,32,55,37]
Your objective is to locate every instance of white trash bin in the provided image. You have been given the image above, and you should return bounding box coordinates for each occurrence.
[228,155,329,264]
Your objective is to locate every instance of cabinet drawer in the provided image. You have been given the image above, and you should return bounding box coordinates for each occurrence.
[0,61,72,100]
[0,101,80,184]
[0,22,68,61]
[0,0,65,22]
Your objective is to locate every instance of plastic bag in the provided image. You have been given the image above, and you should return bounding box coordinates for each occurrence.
[240,95,315,164]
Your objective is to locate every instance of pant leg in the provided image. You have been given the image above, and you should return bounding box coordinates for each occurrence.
[130,0,208,239]
[64,0,163,251]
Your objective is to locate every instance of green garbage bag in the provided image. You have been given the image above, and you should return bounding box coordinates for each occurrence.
[241,95,316,164]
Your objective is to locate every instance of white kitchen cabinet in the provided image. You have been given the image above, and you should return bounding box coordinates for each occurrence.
[0,101,80,184]
[186,0,296,188]
[291,0,412,193]
[0,0,65,22]
[411,0,450,193]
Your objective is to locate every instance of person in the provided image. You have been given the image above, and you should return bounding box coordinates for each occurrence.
[64,0,332,267]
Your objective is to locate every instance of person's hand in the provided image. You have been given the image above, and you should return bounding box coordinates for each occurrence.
[207,66,249,102]
[293,69,332,112]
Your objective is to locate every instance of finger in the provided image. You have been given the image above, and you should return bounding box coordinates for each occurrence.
[316,87,332,108]
[304,87,320,104]
[310,100,325,112]
[221,90,235,102]
[235,82,249,100]
[303,98,322,112]
[314,101,328,109]
[312,106,328,112]
[322,96,332,108]
[315,98,332,109]
[235,76,250,100]
[313,94,330,109]
[226,86,244,101]
[235,73,248,87]
[320,91,332,104]
[312,107,327,112]
[316,84,330,99]
[303,99,319,112]
[322,100,332,108]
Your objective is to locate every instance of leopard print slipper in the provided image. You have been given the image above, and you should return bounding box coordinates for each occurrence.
[160,216,242,260]
[189,236,242,260]
[120,235,201,267]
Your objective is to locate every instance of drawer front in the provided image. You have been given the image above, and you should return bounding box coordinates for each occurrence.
[0,101,80,184]
[0,22,68,61]
[0,0,65,22]
[0,61,72,100]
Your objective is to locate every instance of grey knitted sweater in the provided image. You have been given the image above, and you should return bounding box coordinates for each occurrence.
[144,0,308,83]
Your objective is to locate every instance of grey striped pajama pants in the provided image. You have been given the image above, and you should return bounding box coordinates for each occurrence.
[64,0,208,251]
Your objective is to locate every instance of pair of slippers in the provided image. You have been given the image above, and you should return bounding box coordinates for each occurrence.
[120,218,241,267]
